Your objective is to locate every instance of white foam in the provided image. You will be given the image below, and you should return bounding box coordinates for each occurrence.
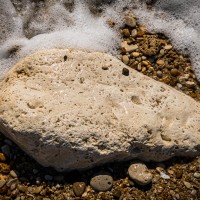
[0,0,200,81]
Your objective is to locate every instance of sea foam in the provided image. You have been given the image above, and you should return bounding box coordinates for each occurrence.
[0,0,200,81]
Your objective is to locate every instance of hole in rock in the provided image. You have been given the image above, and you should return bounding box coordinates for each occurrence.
[64,55,67,61]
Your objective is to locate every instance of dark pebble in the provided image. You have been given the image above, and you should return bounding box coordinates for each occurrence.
[122,68,129,76]
[157,71,163,78]
[175,170,183,179]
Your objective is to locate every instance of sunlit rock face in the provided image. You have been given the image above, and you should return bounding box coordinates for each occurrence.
[0,49,199,171]
[0,0,200,80]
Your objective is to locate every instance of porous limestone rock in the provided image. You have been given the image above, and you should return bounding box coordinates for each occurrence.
[0,49,199,171]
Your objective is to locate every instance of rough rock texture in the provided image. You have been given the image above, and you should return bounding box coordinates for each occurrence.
[0,49,200,171]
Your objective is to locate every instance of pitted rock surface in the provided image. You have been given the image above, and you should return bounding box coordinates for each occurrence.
[0,49,200,171]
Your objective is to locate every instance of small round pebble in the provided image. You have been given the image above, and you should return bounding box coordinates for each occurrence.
[128,163,153,185]
[122,55,129,65]
[72,182,86,197]
[90,174,113,192]
[171,68,179,76]
[191,190,197,196]
[156,60,165,65]
[124,15,136,27]
[157,71,163,78]
[132,52,140,57]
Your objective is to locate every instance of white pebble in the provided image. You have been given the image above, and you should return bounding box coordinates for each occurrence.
[160,172,170,179]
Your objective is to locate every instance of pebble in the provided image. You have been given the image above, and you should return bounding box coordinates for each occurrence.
[193,172,200,178]
[131,29,137,37]
[156,59,165,65]
[137,27,145,36]
[142,56,147,60]
[185,81,195,88]
[157,71,163,78]
[191,190,197,196]
[113,189,122,198]
[122,55,129,65]
[0,153,6,162]
[160,49,165,55]
[121,42,138,53]
[142,67,146,72]
[90,173,113,192]
[164,45,173,50]
[177,83,182,88]
[142,61,148,66]
[132,52,140,57]
[183,181,192,189]
[34,186,43,194]
[137,63,142,71]
[148,67,154,72]
[175,170,183,179]
[126,45,138,53]
[124,15,136,27]
[122,29,130,37]
[72,182,86,197]
[0,179,6,188]
[10,170,18,178]
[170,68,179,77]
[122,68,129,76]
[160,172,170,180]
[128,163,153,185]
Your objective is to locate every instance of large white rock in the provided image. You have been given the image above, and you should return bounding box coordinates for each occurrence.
[0,49,199,171]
